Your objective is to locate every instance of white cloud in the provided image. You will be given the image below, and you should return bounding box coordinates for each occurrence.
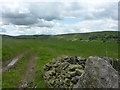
[1,18,117,36]
[0,0,118,35]
[34,19,56,27]
[52,19,118,34]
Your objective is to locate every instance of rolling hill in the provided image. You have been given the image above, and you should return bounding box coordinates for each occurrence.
[1,31,120,42]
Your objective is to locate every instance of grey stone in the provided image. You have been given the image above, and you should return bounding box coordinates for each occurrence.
[76,56,119,88]
[71,76,80,84]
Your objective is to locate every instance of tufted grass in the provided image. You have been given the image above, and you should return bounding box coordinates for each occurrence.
[2,38,119,88]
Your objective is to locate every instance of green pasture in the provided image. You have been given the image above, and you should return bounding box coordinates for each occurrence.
[2,38,119,88]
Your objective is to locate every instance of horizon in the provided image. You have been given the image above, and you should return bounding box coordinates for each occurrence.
[0,0,118,36]
[1,30,119,36]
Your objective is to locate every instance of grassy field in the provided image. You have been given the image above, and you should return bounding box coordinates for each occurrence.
[0,36,2,58]
[2,37,119,88]
[52,31,119,41]
[0,36,2,89]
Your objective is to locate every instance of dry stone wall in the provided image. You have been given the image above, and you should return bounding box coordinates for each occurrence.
[43,56,120,88]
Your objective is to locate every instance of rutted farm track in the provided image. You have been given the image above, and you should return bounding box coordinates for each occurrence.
[2,50,28,73]
[2,51,38,88]
[19,55,38,88]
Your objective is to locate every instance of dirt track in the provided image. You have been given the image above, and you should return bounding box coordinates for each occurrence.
[18,55,38,88]
[2,50,28,73]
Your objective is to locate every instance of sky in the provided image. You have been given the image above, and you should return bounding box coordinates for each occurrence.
[0,0,119,36]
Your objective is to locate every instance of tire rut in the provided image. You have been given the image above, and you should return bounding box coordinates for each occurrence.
[2,50,28,73]
[18,55,38,88]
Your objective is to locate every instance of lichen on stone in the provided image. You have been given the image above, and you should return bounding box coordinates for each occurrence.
[43,56,120,88]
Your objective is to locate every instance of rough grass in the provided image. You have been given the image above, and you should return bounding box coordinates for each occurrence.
[0,36,2,89]
[51,31,119,41]
[2,38,119,88]
[2,52,30,88]
[0,36,2,58]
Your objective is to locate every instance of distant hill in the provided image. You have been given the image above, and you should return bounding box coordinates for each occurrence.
[1,31,120,42]
[52,31,120,42]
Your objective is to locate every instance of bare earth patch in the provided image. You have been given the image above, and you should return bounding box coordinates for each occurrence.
[18,55,38,88]
[2,50,28,73]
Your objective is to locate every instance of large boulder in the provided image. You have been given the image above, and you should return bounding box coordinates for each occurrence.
[76,56,119,88]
